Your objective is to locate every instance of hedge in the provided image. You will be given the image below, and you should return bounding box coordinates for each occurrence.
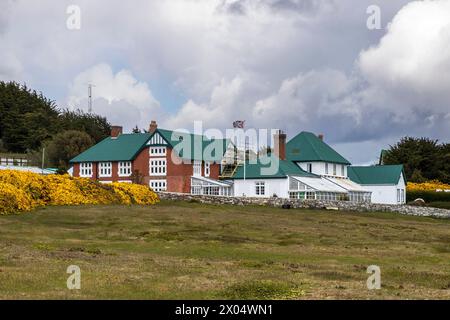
[406,190,450,203]
[0,170,159,215]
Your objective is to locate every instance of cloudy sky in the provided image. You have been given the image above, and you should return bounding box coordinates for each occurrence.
[1,0,449,164]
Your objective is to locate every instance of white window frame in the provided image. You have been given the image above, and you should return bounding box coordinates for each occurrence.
[80,162,93,177]
[193,161,202,177]
[325,163,329,175]
[118,161,132,177]
[341,165,345,177]
[333,164,337,176]
[150,180,167,192]
[150,158,167,176]
[255,181,266,196]
[150,146,166,157]
[204,162,211,177]
[307,163,312,173]
[99,162,112,177]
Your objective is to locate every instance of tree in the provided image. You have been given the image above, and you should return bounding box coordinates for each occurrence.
[0,81,112,155]
[59,109,111,143]
[132,125,142,133]
[45,130,94,170]
[383,137,449,183]
[0,81,60,152]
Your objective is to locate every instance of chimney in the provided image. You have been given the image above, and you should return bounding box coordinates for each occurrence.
[318,134,324,141]
[111,126,123,138]
[149,120,158,134]
[274,130,287,160]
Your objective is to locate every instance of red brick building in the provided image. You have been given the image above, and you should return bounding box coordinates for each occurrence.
[70,121,234,195]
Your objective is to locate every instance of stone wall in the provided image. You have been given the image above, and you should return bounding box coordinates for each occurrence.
[158,192,450,219]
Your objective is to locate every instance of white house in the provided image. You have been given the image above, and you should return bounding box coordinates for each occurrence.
[347,165,407,204]
[231,131,372,203]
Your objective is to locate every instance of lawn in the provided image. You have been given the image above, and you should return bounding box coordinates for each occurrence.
[0,200,449,299]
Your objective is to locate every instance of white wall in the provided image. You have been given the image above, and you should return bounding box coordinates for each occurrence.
[233,178,289,198]
[296,162,347,178]
[363,173,406,205]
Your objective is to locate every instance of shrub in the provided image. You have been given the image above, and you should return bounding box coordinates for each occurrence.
[0,170,159,215]
[0,182,36,215]
[406,190,450,203]
[407,180,450,192]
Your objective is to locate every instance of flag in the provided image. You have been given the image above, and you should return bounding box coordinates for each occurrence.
[233,120,245,129]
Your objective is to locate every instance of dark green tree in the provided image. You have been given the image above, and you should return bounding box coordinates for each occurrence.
[59,109,111,143]
[0,81,111,156]
[0,82,59,152]
[45,130,94,170]
[384,137,448,183]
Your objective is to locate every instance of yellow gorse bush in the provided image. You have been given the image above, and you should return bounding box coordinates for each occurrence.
[0,170,159,215]
[407,180,450,192]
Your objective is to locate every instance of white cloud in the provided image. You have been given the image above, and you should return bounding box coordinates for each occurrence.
[1,0,448,164]
[67,63,161,131]
[359,0,450,110]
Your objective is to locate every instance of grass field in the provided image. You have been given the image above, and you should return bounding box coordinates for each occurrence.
[0,200,449,299]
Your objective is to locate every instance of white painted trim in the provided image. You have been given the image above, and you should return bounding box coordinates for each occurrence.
[147,132,168,145]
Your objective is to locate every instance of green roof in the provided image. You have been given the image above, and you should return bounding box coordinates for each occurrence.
[232,157,318,179]
[70,133,151,163]
[286,132,351,165]
[154,129,230,162]
[347,165,406,185]
[70,129,231,163]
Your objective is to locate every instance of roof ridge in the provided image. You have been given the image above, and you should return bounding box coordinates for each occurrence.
[304,132,323,161]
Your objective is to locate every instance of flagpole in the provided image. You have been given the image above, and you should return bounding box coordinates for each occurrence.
[244,137,246,181]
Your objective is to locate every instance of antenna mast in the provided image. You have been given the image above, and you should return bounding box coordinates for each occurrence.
[88,83,95,113]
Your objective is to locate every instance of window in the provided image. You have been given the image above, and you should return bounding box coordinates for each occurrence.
[118,161,132,176]
[193,161,202,176]
[99,162,112,177]
[150,147,166,157]
[80,163,93,177]
[150,159,167,176]
[204,186,220,195]
[150,180,167,192]
[289,177,311,191]
[341,165,345,176]
[204,162,211,177]
[325,163,329,175]
[255,182,266,196]
[307,163,312,173]
[333,164,337,176]
[401,189,405,203]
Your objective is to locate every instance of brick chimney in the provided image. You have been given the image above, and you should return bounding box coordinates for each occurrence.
[318,134,324,141]
[111,126,123,138]
[274,130,287,160]
[149,120,158,134]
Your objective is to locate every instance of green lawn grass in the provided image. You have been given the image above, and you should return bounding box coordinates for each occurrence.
[0,200,449,299]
